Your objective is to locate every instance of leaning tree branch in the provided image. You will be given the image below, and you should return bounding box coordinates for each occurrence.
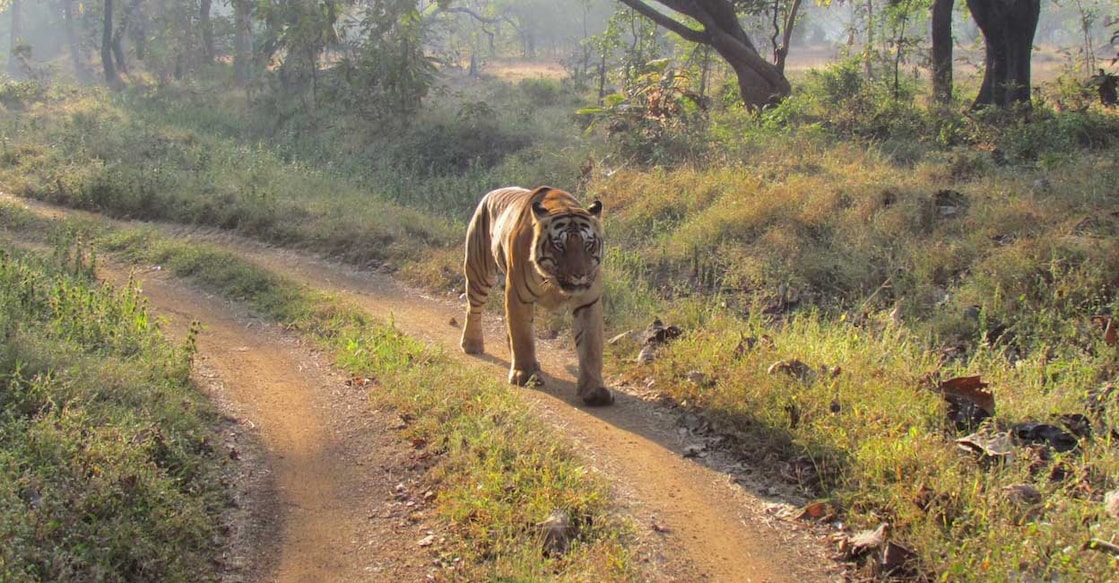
[433,6,521,31]
[615,0,709,44]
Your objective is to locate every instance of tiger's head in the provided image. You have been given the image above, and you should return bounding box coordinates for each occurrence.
[530,196,604,295]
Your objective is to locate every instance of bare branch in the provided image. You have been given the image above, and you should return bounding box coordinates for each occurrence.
[615,0,708,44]
[432,5,520,31]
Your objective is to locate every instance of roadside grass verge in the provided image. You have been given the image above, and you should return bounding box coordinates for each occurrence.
[0,212,227,581]
[0,87,458,269]
[0,206,637,580]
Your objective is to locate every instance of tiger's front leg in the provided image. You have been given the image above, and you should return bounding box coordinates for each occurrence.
[573,298,612,406]
[505,284,543,387]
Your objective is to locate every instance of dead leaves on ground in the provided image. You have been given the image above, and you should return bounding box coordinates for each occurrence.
[536,509,573,557]
[935,375,995,416]
[345,376,375,388]
[795,500,838,522]
[832,523,920,578]
[925,373,995,432]
[635,318,683,364]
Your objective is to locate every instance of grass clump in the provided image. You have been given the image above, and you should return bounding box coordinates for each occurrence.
[0,228,226,581]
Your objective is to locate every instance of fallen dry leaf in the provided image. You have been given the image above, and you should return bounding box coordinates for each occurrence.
[537,510,573,556]
[607,331,633,345]
[642,318,683,345]
[795,500,837,522]
[839,523,889,560]
[956,431,1014,459]
[767,359,816,383]
[1011,422,1079,453]
[939,375,995,415]
[881,541,917,576]
[1104,490,1119,520]
[1002,483,1042,507]
[636,344,657,364]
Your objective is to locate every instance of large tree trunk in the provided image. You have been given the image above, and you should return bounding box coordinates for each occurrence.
[771,0,803,74]
[102,0,121,86]
[111,0,132,76]
[62,0,91,82]
[232,0,252,85]
[931,0,954,104]
[966,0,1040,108]
[111,33,127,74]
[199,0,214,66]
[618,0,790,110]
[127,0,146,61]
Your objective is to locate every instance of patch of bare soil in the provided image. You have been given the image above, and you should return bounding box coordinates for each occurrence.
[3,194,843,582]
[97,262,441,581]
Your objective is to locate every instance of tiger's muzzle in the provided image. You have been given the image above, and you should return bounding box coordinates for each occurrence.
[557,273,594,293]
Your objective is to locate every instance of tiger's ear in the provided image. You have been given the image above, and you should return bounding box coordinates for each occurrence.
[532,201,549,220]
[587,200,603,217]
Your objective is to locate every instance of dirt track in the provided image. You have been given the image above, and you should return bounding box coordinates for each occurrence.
[3,194,840,582]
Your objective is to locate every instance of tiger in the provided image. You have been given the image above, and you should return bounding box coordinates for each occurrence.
[459,186,612,406]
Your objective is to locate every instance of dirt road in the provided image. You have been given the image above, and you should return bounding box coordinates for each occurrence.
[4,194,839,582]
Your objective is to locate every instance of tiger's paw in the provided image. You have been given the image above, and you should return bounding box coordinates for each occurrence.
[580,386,614,407]
[461,336,485,355]
[509,367,544,387]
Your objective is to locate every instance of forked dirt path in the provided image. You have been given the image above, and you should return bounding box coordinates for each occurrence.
[3,194,841,582]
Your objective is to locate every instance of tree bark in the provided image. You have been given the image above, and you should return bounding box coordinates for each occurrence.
[774,0,803,75]
[102,0,121,86]
[63,0,91,82]
[931,0,954,104]
[617,0,791,110]
[966,0,1040,108]
[111,0,135,76]
[232,0,253,85]
[200,0,214,66]
[112,33,127,74]
[123,0,145,61]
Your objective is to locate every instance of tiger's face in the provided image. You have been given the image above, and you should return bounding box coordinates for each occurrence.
[530,200,603,294]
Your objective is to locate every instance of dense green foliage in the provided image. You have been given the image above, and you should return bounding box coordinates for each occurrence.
[0,222,226,581]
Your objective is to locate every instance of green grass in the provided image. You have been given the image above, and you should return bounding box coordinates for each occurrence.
[3,66,1119,579]
[0,211,638,581]
[0,218,226,582]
